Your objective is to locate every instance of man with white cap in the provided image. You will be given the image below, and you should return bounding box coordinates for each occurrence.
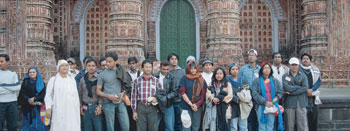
[201,58,213,86]
[282,57,309,131]
[239,49,260,131]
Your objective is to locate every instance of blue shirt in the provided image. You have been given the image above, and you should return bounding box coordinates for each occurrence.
[239,64,261,87]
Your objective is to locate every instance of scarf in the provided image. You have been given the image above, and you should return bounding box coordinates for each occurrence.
[259,77,284,131]
[84,73,97,98]
[226,76,242,88]
[185,61,204,102]
[24,67,45,96]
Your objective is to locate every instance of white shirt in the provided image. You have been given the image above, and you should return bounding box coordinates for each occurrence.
[128,70,143,82]
[272,64,289,83]
[202,72,213,86]
[159,73,165,87]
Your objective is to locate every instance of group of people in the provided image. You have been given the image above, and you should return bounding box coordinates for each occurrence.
[0,48,321,131]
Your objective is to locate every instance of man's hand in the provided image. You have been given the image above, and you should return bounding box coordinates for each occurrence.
[95,106,102,115]
[80,107,85,116]
[107,94,119,101]
[265,102,273,107]
[307,89,313,97]
[133,113,138,121]
[152,97,158,103]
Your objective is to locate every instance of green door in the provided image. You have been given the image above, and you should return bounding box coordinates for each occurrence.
[160,0,196,68]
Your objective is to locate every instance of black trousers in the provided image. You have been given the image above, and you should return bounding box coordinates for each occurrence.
[307,105,318,131]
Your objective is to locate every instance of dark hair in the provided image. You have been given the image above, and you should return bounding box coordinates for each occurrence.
[160,61,170,67]
[301,53,312,61]
[167,53,179,61]
[99,57,106,65]
[105,52,118,61]
[86,58,97,66]
[0,54,10,61]
[83,56,93,64]
[272,52,281,59]
[128,57,138,64]
[211,67,228,87]
[259,63,273,78]
[141,59,153,68]
[228,64,239,75]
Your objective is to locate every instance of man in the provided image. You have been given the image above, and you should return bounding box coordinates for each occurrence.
[154,61,177,131]
[76,56,93,86]
[299,53,321,131]
[67,57,80,78]
[0,54,21,131]
[201,58,213,86]
[127,56,143,81]
[167,53,186,131]
[96,52,130,131]
[131,59,162,131]
[78,59,103,131]
[271,52,289,83]
[99,57,107,71]
[239,49,261,131]
[282,57,309,131]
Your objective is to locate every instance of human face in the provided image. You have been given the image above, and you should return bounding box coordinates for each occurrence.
[190,67,197,75]
[28,69,37,80]
[160,65,170,76]
[128,61,137,71]
[290,64,299,73]
[273,54,282,65]
[59,63,69,74]
[0,57,9,70]
[105,57,117,70]
[262,65,271,77]
[230,66,239,77]
[86,61,97,75]
[248,52,257,63]
[215,69,224,81]
[169,56,178,67]
[301,56,311,67]
[203,63,213,73]
[142,63,153,75]
[100,60,107,70]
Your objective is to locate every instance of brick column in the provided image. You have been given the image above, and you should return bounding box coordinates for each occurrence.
[206,0,244,67]
[301,0,328,59]
[108,0,145,65]
[26,0,56,80]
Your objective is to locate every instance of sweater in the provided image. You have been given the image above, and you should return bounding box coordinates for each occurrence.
[0,69,21,102]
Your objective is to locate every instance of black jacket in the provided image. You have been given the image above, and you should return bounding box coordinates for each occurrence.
[209,84,229,131]
[116,64,132,96]
[153,72,178,113]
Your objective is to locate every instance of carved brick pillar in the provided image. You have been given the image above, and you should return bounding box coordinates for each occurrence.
[26,0,56,80]
[301,0,328,60]
[206,0,244,67]
[108,0,145,65]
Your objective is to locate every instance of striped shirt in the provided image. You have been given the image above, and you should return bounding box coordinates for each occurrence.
[131,75,162,113]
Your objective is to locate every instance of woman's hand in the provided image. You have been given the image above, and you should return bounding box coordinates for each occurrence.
[213,98,220,104]
[46,109,52,118]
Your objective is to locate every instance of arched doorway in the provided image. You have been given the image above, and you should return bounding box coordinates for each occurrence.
[240,0,274,61]
[160,0,196,68]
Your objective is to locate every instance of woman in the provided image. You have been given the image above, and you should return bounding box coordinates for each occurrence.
[44,60,81,131]
[251,62,284,131]
[18,67,48,131]
[205,67,233,131]
[179,60,207,131]
[226,63,248,131]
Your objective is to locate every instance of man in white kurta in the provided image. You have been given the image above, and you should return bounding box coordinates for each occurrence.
[45,60,81,131]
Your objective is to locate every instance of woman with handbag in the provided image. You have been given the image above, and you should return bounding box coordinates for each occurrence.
[18,67,48,131]
[179,60,207,131]
[206,67,233,131]
[251,62,284,131]
[44,60,81,131]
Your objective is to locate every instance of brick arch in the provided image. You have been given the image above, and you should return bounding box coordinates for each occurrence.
[239,0,281,54]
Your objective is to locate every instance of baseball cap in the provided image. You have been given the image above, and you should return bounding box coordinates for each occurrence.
[202,58,213,65]
[289,57,300,65]
[67,58,76,64]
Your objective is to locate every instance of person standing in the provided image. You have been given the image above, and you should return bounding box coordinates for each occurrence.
[131,59,163,131]
[67,57,80,78]
[45,60,81,131]
[0,54,21,131]
[201,58,214,86]
[282,57,309,131]
[78,59,103,131]
[271,52,289,83]
[299,53,321,131]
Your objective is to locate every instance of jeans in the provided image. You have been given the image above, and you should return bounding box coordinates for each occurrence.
[181,107,202,131]
[103,102,129,131]
[229,117,248,131]
[82,105,103,131]
[256,106,275,131]
[0,102,18,131]
[248,107,258,131]
[136,103,158,131]
[174,102,182,131]
[161,105,175,131]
